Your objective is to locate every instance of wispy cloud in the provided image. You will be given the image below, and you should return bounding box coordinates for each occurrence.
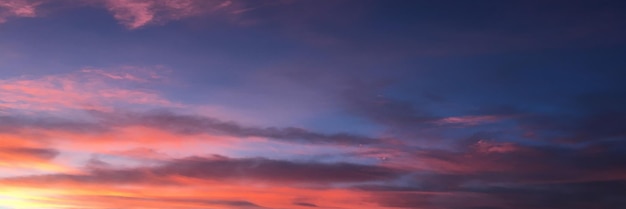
[0,0,257,28]
[0,0,39,23]
[0,67,177,113]
[7,155,403,185]
[100,0,273,29]
[435,115,508,126]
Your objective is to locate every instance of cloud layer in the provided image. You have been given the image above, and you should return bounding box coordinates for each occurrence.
[1,1,625,208]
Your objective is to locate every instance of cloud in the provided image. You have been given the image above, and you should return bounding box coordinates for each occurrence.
[80,66,166,82]
[103,109,383,145]
[0,147,59,168]
[293,202,318,207]
[0,147,58,160]
[101,0,249,29]
[345,137,626,208]
[0,114,108,134]
[435,115,507,126]
[472,140,519,154]
[0,145,68,175]
[471,180,626,209]
[362,180,626,209]
[0,0,39,23]
[337,79,522,147]
[103,0,156,29]
[60,195,265,209]
[1,69,382,146]
[415,140,626,179]
[0,67,178,113]
[4,69,621,208]
[0,177,378,208]
[6,155,403,186]
[0,108,383,146]
[0,0,258,29]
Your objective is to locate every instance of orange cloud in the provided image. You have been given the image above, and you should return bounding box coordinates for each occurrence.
[1,173,388,209]
[0,135,74,175]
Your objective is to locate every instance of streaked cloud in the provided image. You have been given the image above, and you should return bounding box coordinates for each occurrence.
[0,67,177,113]
[101,0,235,29]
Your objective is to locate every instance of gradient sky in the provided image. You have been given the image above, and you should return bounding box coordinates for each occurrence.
[0,0,625,209]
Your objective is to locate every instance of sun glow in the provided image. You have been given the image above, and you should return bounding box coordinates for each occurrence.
[0,190,58,209]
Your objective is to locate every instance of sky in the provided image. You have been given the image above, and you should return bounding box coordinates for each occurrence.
[0,0,625,208]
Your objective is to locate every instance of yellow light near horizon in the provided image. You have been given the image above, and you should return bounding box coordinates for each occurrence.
[0,189,67,209]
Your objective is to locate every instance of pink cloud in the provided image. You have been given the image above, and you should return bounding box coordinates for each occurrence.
[101,0,237,29]
[0,67,179,113]
[103,0,156,29]
[0,0,40,23]
[0,0,255,29]
[473,139,520,154]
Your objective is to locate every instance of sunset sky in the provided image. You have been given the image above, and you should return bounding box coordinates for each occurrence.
[0,0,625,209]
